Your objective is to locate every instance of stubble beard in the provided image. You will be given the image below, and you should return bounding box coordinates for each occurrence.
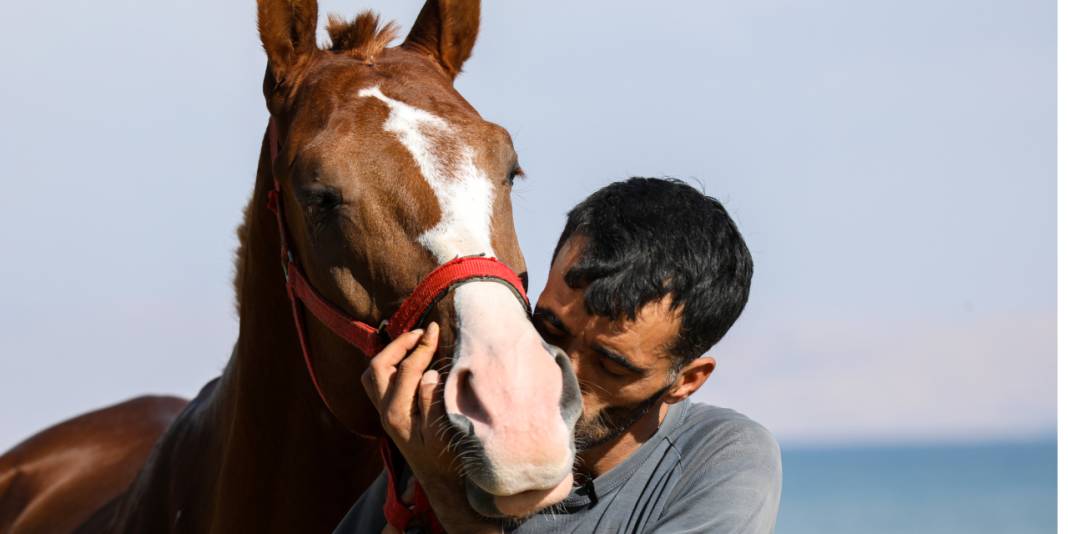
[574,385,671,452]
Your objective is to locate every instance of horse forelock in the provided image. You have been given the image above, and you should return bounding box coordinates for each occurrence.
[326,11,398,61]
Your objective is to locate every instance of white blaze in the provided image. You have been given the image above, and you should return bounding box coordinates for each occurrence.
[357,85,496,262]
[357,86,574,499]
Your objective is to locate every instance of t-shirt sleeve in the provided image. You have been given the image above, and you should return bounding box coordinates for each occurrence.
[652,417,783,534]
[333,470,389,534]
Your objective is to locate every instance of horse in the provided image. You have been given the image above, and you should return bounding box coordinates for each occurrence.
[0,0,582,531]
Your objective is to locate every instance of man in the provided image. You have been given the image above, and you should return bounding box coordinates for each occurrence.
[341,177,781,533]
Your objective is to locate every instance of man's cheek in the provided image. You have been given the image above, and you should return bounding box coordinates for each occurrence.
[573,361,617,416]
[578,390,607,420]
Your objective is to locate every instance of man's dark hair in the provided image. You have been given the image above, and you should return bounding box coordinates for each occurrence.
[553,177,753,366]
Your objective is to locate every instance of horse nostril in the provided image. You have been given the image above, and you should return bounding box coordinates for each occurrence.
[456,369,493,426]
[552,347,582,426]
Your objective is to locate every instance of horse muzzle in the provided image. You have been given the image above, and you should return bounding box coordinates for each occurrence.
[442,281,582,517]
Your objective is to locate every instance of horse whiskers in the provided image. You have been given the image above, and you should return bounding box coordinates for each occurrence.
[444,434,464,455]
[540,499,568,520]
[571,453,586,470]
[431,414,450,434]
[431,348,457,371]
[433,359,453,374]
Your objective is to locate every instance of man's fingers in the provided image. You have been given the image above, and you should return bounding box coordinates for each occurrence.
[374,328,426,367]
[418,369,441,433]
[360,367,380,410]
[362,329,425,404]
[386,322,440,410]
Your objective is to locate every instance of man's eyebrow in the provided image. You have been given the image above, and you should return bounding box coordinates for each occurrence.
[593,344,647,376]
[533,307,572,337]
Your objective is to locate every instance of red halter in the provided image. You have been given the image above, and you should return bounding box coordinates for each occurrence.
[265,118,528,532]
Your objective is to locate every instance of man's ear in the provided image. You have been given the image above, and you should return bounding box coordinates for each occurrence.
[257,0,318,109]
[664,356,716,404]
[402,0,480,80]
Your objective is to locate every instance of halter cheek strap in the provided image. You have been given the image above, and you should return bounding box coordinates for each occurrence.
[266,117,528,533]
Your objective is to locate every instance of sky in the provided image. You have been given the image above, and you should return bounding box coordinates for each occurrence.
[0,0,1054,451]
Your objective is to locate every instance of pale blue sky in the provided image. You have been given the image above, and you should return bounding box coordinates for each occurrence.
[0,0,1054,450]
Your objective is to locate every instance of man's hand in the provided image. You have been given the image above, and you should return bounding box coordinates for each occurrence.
[361,323,449,470]
[361,323,500,534]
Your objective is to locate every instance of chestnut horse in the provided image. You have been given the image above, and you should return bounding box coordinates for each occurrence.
[0,1,581,532]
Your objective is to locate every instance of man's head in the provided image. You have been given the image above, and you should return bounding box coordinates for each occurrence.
[533,177,753,451]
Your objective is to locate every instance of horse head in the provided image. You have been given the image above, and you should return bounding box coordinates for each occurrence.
[257,0,580,518]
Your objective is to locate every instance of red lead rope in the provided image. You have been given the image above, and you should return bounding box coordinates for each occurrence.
[265,118,528,532]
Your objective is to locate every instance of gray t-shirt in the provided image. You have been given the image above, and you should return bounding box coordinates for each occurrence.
[335,400,782,533]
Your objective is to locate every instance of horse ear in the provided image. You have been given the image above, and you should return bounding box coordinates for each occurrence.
[402,0,480,80]
[257,0,319,88]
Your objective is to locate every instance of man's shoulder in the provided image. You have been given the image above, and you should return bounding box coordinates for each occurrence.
[668,401,781,476]
[630,402,781,533]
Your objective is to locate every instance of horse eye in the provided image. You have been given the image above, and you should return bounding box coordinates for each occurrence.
[316,190,342,211]
[301,187,343,212]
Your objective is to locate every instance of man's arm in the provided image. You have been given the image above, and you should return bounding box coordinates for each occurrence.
[652,418,782,534]
[360,324,502,533]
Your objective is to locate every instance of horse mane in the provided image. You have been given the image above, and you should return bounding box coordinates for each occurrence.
[325,11,399,60]
[233,201,253,315]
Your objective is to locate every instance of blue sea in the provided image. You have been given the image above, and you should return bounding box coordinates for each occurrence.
[777,441,1056,534]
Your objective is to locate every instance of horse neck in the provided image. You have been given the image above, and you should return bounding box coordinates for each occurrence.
[205,132,378,531]
[224,134,328,445]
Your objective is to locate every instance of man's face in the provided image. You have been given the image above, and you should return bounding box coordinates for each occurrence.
[533,236,684,451]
